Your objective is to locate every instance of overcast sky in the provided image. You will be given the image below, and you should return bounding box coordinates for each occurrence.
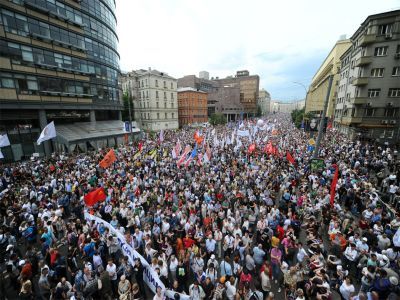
[116,0,399,101]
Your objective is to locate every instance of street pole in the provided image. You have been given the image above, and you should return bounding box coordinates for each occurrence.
[127,93,134,141]
[313,75,333,159]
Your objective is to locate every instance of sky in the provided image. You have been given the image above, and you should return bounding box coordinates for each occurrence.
[116,0,399,102]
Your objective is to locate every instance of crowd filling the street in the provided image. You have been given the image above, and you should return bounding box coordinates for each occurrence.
[0,113,399,300]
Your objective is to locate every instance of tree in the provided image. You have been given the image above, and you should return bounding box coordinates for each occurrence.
[122,92,134,121]
[291,107,305,128]
[256,105,262,117]
[209,113,227,125]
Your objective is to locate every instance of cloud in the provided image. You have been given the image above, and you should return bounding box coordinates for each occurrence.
[116,0,399,99]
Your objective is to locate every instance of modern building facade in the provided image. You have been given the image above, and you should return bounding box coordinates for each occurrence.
[258,88,271,115]
[177,87,208,127]
[121,69,179,131]
[333,10,400,144]
[305,38,351,117]
[216,70,260,117]
[0,0,123,161]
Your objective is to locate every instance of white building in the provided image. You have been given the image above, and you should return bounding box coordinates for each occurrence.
[121,68,179,131]
[270,99,305,113]
[258,89,271,115]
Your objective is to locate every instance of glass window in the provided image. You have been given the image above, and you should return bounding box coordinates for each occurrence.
[1,78,14,88]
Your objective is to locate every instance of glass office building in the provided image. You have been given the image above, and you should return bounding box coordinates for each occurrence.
[0,0,122,161]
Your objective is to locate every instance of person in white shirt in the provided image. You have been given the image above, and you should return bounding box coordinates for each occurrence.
[296,242,309,266]
[106,259,117,296]
[339,276,355,300]
[343,244,358,276]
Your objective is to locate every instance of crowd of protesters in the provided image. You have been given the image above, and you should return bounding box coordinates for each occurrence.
[0,113,399,300]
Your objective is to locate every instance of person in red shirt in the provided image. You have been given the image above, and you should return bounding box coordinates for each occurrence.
[183,234,195,249]
[20,260,33,280]
[276,224,285,241]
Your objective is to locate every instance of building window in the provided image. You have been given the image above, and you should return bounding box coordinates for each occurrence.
[145,79,148,86]
[147,113,150,119]
[156,91,159,98]
[165,112,167,119]
[171,82,173,89]
[364,108,374,117]
[156,102,159,108]
[172,113,175,119]
[164,102,167,108]
[367,89,380,98]
[171,92,174,99]
[383,130,394,139]
[164,91,167,100]
[392,67,400,76]
[388,88,400,97]
[171,102,174,108]
[155,80,158,87]
[370,68,384,77]
[374,47,388,56]
[163,81,166,88]
[385,108,398,117]
[378,24,393,35]
[157,113,159,119]
[146,91,149,98]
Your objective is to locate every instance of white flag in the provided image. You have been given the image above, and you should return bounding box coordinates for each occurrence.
[0,134,10,147]
[237,129,250,137]
[37,121,57,145]
[159,129,164,142]
[0,149,3,159]
[171,148,177,159]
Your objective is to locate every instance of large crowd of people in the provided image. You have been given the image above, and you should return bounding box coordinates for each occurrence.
[0,113,399,300]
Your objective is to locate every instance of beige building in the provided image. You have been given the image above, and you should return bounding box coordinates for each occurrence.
[270,100,305,113]
[305,38,352,117]
[121,68,179,131]
[258,89,271,115]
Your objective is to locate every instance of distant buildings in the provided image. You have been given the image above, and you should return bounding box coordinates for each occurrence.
[178,70,260,121]
[177,88,208,127]
[271,100,305,114]
[305,38,352,117]
[258,89,271,115]
[121,69,179,131]
[333,9,400,143]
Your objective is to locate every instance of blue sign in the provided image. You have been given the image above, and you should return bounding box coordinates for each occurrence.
[124,121,131,132]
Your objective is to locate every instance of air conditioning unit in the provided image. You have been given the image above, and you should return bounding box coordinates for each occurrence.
[381,120,388,124]
[385,32,393,39]
[389,120,396,125]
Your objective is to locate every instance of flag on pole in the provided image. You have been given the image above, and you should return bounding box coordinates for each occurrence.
[138,142,143,152]
[176,139,182,155]
[0,134,10,147]
[197,153,203,167]
[203,151,209,164]
[177,145,191,167]
[330,164,339,207]
[286,151,296,165]
[84,187,107,207]
[172,148,177,159]
[159,129,164,142]
[37,121,56,145]
[184,145,198,168]
[99,149,117,168]
[248,143,256,154]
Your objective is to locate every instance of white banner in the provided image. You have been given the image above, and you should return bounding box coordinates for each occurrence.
[84,213,189,300]
[0,134,11,147]
[237,129,250,137]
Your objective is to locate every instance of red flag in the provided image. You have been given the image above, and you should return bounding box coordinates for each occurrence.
[193,131,203,145]
[177,145,191,167]
[84,187,107,207]
[99,149,116,168]
[330,164,339,207]
[286,151,295,165]
[248,143,256,154]
[138,142,143,152]
[327,121,332,129]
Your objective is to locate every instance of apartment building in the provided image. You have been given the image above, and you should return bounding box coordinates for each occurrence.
[333,10,400,143]
[258,88,271,115]
[0,0,123,161]
[121,69,179,131]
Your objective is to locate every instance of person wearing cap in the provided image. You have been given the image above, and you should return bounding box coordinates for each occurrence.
[356,237,369,254]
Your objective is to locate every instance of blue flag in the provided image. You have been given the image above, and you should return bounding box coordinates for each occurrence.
[190,144,198,158]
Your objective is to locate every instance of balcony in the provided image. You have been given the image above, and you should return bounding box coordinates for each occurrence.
[355,56,372,67]
[352,77,368,86]
[352,97,369,105]
[341,116,362,125]
[359,34,376,46]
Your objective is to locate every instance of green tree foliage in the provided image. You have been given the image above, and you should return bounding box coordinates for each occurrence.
[209,113,227,125]
[291,108,305,128]
[122,92,134,121]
